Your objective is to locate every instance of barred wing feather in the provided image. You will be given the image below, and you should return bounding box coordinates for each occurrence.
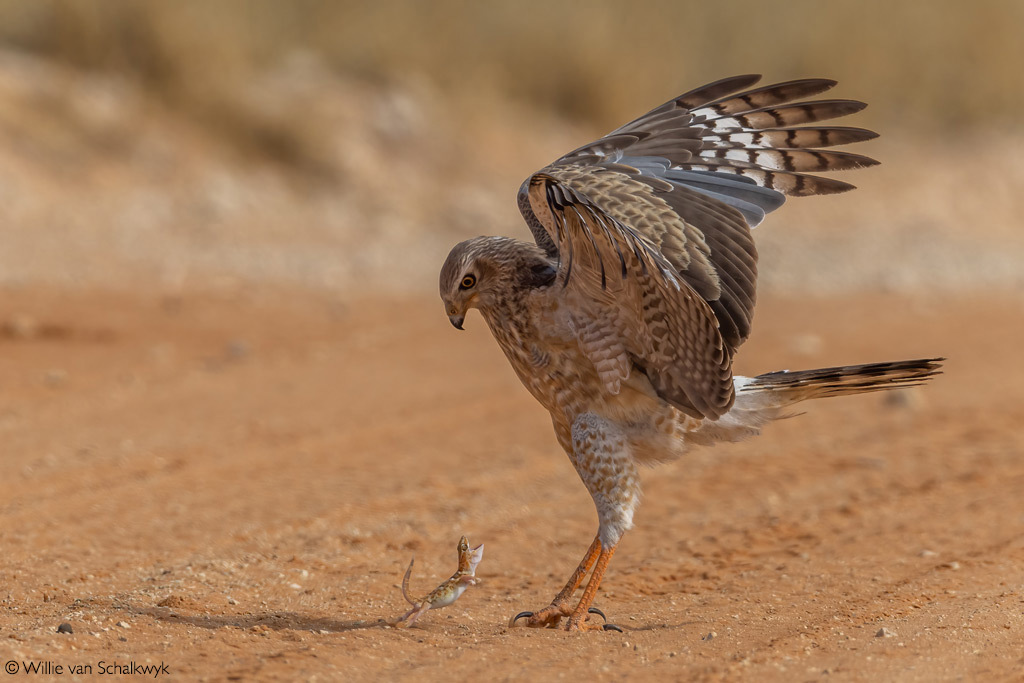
[517,75,878,420]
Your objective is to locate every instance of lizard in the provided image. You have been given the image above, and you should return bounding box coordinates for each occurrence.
[393,535,484,628]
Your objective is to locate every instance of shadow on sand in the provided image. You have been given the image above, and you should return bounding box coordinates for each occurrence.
[131,606,393,633]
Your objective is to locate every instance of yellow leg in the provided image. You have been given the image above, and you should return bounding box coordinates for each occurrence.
[565,542,617,631]
[510,535,601,628]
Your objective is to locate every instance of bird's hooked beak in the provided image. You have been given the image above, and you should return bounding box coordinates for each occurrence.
[444,300,466,330]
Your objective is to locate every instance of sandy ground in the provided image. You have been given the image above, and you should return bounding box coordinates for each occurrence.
[1,286,1022,682]
[0,30,1022,683]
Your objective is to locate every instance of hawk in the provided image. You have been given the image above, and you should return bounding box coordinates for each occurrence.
[438,75,941,632]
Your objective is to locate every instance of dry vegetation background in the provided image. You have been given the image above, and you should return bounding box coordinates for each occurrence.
[2,2,1024,682]
[0,0,1022,295]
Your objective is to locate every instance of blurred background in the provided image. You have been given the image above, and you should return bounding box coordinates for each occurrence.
[0,0,1022,295]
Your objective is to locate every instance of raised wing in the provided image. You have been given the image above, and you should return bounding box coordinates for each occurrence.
[517,75,877,419]
[564,74,878,200]
[523,173,734,419]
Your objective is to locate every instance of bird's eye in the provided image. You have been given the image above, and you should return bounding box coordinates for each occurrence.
[459,274,476,290]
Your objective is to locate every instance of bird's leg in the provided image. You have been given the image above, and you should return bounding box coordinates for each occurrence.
[561,413,637,632]
[509,535,600,628]
[564,542,617,631]
[548,535,601,608]
[512,414,637,632]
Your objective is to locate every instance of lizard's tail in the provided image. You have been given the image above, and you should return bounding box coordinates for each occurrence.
[401,558,416,606]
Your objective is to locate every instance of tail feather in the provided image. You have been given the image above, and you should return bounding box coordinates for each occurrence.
[742,358,944,402]
[685,358,942,447]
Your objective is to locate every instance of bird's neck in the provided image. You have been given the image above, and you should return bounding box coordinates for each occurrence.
[477,286,531,345]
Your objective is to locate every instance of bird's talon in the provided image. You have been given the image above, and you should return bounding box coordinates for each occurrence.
[602,623,624,633]
[510,611,534,627]
[587,607,607,622]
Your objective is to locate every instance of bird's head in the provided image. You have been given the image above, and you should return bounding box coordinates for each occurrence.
[438,237,508,330]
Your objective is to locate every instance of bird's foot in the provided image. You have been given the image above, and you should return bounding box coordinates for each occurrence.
[511,604,621,632]
[565,606,623,632]
[509,535,622,633]
[509,601,573,628]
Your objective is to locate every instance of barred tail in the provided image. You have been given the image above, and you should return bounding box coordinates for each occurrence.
[685,358,942,446]
[741,358,944,402]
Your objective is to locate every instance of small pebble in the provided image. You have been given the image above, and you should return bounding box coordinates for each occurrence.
[703,631,716,641]
[225,340,250,360]
[227,596,238,605]
[117,621,131,629]
[44,369,68,387]
[56,623,73,634]
[875,627,896,638]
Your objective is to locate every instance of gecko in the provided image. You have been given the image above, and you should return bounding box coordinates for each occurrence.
[393,535,484,628]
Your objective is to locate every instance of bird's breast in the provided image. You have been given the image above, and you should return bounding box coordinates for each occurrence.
[484,297,662,423]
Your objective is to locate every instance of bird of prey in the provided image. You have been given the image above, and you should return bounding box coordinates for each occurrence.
[438,75,941,632]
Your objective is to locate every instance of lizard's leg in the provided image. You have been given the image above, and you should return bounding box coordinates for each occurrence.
[394,603,430,628]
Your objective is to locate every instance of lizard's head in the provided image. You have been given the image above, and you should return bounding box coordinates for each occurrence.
[456,535,484,575]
